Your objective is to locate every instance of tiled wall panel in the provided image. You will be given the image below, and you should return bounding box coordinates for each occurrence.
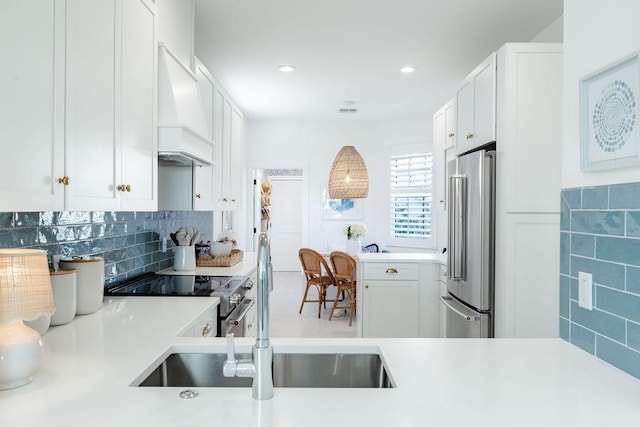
[560,183,640,380]
[0,211,213,286]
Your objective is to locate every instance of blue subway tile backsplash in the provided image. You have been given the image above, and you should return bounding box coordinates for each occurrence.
[0,210,213,286]
[561,183,640,380]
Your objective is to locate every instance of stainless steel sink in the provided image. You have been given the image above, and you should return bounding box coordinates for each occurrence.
[137,352,394,388]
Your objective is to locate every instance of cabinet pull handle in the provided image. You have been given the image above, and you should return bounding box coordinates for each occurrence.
[195,194,201,199]
[448,132,455,138]
[126,184,131,192]
[201,323,211,336]
[117,184,132,192]
[58,176,70,186]
[385,268,398,274]
[465,133,473,140]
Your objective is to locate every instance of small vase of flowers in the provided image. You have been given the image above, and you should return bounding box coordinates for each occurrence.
[344,223,366,255]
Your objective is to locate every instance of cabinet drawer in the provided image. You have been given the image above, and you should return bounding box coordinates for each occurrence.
[363,263,419,281]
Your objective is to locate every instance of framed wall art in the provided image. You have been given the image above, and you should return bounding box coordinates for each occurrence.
[580,51,640,171]
[321,186,363,220]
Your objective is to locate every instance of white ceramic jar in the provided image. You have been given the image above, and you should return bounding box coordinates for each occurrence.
[59,257,104,315]
[174,246,196,271]
[49,268,77,325]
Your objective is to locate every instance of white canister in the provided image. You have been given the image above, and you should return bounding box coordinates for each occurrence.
[49,268,77,325]
[59,257,104,315]
[174,246,196,271]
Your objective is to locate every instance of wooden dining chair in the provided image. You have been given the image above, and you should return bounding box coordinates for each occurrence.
[328,251,357,326]
[298,248,336,318]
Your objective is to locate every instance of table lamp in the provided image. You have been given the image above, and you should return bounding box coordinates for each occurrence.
[0,249,55,389]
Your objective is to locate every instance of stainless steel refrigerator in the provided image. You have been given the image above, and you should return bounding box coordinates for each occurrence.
[441,148,495,338]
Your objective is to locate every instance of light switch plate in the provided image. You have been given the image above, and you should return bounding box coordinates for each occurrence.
[578,271,593,310]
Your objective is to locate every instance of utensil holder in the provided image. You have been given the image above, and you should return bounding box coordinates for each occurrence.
[174,246,196,271]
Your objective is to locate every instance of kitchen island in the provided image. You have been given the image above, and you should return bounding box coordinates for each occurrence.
[1,296,640,426]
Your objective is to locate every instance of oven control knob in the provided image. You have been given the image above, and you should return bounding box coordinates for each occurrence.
[229,294,242,305]
[243,279,253,289]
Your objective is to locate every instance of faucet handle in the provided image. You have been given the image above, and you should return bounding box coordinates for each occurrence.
[223,333,238,377]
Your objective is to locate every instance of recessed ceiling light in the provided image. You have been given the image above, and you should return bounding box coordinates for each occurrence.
[400,66,416,73]
[278,65,296,72]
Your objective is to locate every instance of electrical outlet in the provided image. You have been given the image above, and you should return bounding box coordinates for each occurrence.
[578,271,593,310]
[162,237,168,253]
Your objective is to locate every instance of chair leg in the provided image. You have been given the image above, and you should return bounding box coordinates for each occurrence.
[299,284,311,314]
[328,286,341,321]
[348,288,356,326]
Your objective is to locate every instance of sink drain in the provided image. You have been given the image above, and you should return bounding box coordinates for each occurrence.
[179,389,199,399]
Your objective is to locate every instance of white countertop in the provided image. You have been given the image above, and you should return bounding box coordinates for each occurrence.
[159,251,257,276]
[358,251,446,263]
[2,297,640,426]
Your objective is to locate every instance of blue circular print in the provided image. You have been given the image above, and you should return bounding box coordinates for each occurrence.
[592,80,636,153]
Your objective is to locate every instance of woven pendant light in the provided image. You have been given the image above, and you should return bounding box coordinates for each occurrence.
[328,145,369,199]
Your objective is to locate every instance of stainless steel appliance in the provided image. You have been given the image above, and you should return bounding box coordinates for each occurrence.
[104,273,254,337]
[441,148,495,338]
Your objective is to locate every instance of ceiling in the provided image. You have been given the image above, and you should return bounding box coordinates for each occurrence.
[194,0,563,121]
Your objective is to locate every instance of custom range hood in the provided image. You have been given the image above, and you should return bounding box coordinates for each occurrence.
[157,43,213,166]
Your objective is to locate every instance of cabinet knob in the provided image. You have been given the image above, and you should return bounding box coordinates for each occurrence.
[466,133,473,140]
[195,194,201,199]
[231,199,236,202]
[201,323,211,336]
[117,184,132,192]
[58,176,70,186]
[448,132,455,138]
[385,268,398,274]
[222,197,229,202]
[364,284,369,289]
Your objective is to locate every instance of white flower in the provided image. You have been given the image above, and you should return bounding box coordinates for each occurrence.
[344,223,367,238]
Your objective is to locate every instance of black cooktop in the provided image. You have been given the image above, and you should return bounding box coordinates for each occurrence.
[104,273,233,297]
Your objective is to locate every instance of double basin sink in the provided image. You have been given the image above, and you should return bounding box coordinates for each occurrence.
[135,347,395,389]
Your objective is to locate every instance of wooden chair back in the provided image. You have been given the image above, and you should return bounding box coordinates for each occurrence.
[298,248,334,283]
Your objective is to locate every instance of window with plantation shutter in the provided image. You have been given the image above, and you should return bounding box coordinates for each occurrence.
[389,145,433,246]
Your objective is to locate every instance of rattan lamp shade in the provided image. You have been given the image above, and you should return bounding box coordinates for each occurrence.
[328,146,369,199]
[0,249,55,321]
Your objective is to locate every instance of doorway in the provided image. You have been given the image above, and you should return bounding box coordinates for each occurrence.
[252,169,305,271]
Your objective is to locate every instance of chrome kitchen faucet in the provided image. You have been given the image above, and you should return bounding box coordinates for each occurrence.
[223,232,274,400]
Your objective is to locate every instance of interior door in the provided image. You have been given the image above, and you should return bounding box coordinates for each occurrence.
[268,176,303,271]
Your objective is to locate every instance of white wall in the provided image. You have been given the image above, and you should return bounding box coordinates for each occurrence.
[156,0,194,68]
[530,15,563,43]
[244,114,432,252]
[562,0,640,188]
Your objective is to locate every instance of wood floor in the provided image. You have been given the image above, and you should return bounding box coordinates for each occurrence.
[269,271,359,338]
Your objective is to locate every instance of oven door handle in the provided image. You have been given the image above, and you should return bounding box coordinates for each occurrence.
[225,298,254,326]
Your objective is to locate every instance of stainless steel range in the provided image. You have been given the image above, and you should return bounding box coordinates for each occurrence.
[104,273,254,337]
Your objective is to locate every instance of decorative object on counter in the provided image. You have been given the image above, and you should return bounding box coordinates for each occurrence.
[196,249,243,267]
[261,180,272,231]
[211,241,233,257]
[59,257,104,315]
[170,227,200,271]
[344,223,367,256]
[0,249,55,390]
[580,51,640,171]
[174,246,196,271]
[49,269,77,326]
[328,145,369,199]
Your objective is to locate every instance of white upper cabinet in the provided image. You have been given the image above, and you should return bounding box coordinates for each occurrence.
[0,1,65,211]
[456,52,496,154]
[192,57,215,211]
[65,0,157,211]
[213,86,243,211]
[0,0,158,212]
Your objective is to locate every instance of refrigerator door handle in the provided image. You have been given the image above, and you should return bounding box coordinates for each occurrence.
[440,296,479,322]
[447,174,466,280]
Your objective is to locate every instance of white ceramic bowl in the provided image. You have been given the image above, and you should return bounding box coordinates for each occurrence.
[211,241,233,257]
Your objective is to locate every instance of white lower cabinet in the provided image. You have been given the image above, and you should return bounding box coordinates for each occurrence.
[180,305,216,337]
[359,259,441,338]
